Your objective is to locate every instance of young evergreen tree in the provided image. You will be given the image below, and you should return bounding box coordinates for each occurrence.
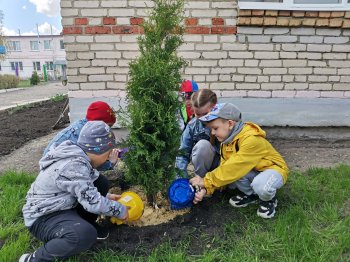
[124,0,186,205]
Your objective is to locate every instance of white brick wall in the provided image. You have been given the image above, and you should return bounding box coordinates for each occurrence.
[61,0,350,102]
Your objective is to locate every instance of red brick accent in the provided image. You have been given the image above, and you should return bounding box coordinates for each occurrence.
[85,26,111,34]
[112,25,143,34]
[185,26,210,34]
[63,26,82,35]
[130,17,144,25]
[331,11,345,17]
[238,9,348,28]
[211,26,236,34]
[279,11,291,17]
[75,18,88,25]
[103,17,116,25]
[292,11,305,17]
[252,10,264,17]
[212,18,224,25]
[185,18,198,26]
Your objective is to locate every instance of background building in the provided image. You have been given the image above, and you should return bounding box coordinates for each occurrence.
[60,0,350,126]
[0,34,66,80]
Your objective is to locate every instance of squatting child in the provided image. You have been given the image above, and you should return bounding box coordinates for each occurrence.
[190,103,289,218]
[20,121,129,262]
[43,101,118,171]
[175,89,220,178]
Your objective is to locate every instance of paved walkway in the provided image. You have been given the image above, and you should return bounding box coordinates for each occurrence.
[0,82,68,111]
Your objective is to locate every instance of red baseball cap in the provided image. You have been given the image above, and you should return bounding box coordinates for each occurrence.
[86,101,116,126]
[180,80,199,93]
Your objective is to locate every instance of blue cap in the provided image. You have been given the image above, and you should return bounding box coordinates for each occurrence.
[168,178,195,210]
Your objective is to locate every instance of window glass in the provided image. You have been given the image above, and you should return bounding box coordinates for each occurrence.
[44,40,52,50]
[45,61,54,70]
[10,62,23,71]
[30,41,39,51]
[33,61,41,71]
[60,40,64,50]
[9,41,21,51]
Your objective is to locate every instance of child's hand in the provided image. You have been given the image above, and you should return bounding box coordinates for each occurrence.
[107,193,122,201]
[190,175,204,188]
[108,148,120,166]
[118,205,130,221]
[193,188,206,204]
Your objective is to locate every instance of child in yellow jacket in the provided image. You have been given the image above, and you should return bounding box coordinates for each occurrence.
[190,103,289,218]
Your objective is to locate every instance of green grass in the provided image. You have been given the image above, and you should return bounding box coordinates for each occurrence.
[0,165,349,262]
[50,94,67,102]
[18,80,32,88]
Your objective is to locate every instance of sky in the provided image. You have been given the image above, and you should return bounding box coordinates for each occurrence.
[0,0,62,36]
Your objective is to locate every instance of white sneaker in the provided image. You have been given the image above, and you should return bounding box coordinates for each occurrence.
[19,253,33,262]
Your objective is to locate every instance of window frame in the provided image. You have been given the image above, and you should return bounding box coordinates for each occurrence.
[33,61,41,71]
[30,41,39,51]
[10,61,23,71]
[238,0,350,11]
[45,61,54,70]
[59,40,64,50]
[8,41,21,51]
[44,40,52,50]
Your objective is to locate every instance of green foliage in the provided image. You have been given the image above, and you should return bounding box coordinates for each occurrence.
[30,71,40,85]
[124,0,186,202]
[50,94,67,102]
[0,74,20,89]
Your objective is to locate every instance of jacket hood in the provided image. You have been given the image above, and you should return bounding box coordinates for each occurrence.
[235,122,266,142]
[39,140,90,170]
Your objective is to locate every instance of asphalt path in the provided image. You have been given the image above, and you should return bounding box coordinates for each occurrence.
[0,81,68,111]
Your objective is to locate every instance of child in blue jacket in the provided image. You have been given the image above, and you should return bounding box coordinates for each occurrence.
[175,89,220,178]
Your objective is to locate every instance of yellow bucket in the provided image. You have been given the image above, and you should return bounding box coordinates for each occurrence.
[110,191,144,225]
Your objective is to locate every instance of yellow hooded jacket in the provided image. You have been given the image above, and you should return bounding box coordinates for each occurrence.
[204,122,289,195]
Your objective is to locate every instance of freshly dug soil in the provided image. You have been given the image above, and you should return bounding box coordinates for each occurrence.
[0,99,68,156]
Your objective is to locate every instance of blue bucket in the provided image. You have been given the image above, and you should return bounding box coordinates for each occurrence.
[168,178,195,210]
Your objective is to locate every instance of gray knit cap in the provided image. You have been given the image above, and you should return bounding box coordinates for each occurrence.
[77,120,117,154]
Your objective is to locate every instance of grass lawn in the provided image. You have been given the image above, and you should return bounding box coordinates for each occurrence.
[18,80,32,88]
[0,165,349,261]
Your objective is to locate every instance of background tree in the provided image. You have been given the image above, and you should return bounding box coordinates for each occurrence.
[0,10,6,61]
[124,0,186,205]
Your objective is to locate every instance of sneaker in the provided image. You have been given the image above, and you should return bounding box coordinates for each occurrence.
[94,224,110,240]
[257,198,278,219]
[19,253,33,262]
[229,192,259,207]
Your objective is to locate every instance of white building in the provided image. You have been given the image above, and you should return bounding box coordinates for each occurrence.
[0,34,66,80]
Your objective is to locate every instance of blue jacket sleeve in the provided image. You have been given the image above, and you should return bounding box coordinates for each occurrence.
[175,123,194,178]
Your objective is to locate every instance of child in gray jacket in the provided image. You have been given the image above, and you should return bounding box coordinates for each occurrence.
[20,121,128,262]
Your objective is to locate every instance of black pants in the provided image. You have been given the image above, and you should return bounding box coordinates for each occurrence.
[27,175,109,261]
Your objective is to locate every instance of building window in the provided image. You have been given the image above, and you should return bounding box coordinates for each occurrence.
[10,62,23,71]
[44,40,52,50]
[33,61,41,71]
[60,40,64,50]
[238,0,350,10]
[8,41,21,51]
[30,41,39,51]
[45,61,54,70]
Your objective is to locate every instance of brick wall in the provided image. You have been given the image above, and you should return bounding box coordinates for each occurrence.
[61,0,350,109]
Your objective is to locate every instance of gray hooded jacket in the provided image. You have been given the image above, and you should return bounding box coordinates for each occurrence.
[22,140,126,227]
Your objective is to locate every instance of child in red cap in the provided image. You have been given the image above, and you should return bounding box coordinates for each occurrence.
[178,80,199,131]
[43,101,119,171]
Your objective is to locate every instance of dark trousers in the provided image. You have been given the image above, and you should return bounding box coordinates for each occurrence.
[27,175,109,261]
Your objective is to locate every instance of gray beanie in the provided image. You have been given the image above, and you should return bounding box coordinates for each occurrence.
[199,103,242,122]
[77,120,117,154]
